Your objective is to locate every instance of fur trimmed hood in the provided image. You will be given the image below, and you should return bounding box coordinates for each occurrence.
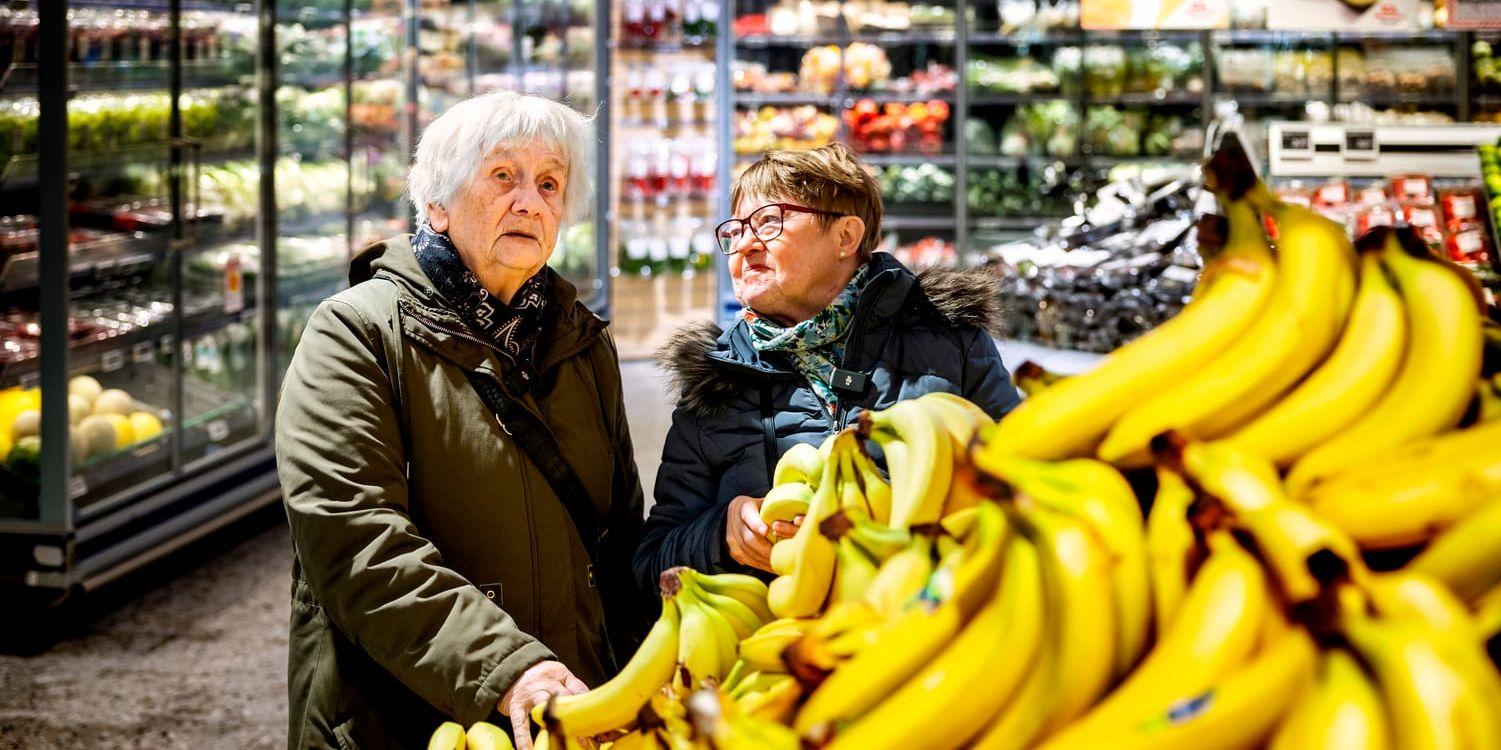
[655,264,1007,415]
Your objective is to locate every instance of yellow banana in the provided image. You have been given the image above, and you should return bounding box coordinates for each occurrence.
[920,390,995,426]
[794,502,1009,735]
[428,722,467,750]
[1288,228,1486,493]
[769,539,796,576]
[1227,249,1407,465]
[1042,533,1271,745]
[976,452,1151,676]
[1098,187,1354,466]
[918,391,994,455]
[737,619,805,673]
[1147,467,1201,630]
[677,592,725,687]
[1344,609,1501,750]
[1474,583,1501,650]
[967,618,1060,750]
[693,573,774,624]
[1304,444,1501,551]
[1270,648,1391,750]
[861,533,934,616]
[604,729,653,750]
[1365,570,1481,644]
[1013,359,1070,398]
[980,192,1278,462]
[539,598,680,737]
[830,534,879,605]
[1020,504,1119,733]
[767,431,852,618]
[681,576,763,641]
[532,728,550,750]
[759,482,812,541]
[465,722,514,750]
[1164,437,1363,603]
[825,533,1046,750]
[864,400,952,527]
[1040,627,1316,750]
[843,514,910,562]
[736,674,802,722]
[772,441,823,488]
[849,442,892,524]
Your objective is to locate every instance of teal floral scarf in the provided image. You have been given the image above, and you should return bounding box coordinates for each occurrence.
[745,264,871,415]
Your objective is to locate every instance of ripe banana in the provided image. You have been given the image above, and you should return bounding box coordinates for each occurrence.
[1040,627,1316,750]
[979,196,1278,462]
[1411,498,1501,603]
[976,452,1151,675]
[1019,504,1119,733]
[864,400,952,527]
[772,441,823,488]
[967,618,1060,750]
[1013,360,1070,398]
[1163,437,1362,603]
[466,722,515,750]
[918,391,994,455]
[1365,569,1482,644]
[677,590,728,686]
[1227,249,1407,466]
[843,514,910,563]
[1099,191,1356,466]
[1344,609,1501,750]
[1147,467,1201,630]
[428,722,466,750]
[759,482,812,542]
[737,619,805,673]
[1303,439,1501,550]
[680,571,764,640]
[794,502,1009,735]
[539,597,680,737]
[693,573,774,624]
[1042,533,1271,745]
[1288,227,1485,493]
[1269,648,1391,750]
[825,533,1045,750]
[861,533,934,616]
[830,534,879,605]
[767,431,851,618]
[849,441,893,524]
[736,673,803,722]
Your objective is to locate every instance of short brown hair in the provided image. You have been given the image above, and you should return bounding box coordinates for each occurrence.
[731,143,884,259]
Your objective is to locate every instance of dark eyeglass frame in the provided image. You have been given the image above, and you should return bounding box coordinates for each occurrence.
[715,202,849,255]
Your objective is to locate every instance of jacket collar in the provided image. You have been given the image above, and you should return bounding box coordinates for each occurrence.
[353,234,606,376]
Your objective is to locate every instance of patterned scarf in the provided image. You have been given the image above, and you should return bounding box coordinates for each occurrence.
[412,225,549,367]
[745,264,871,415]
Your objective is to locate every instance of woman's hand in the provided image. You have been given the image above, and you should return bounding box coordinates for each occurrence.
[499,660,588,750]
[726,495,776,572]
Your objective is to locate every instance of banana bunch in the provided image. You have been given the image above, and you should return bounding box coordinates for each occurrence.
[1012,360,1069,398]
[980,134,1489,485]
[428,721,516,750]
[518,568,770,746]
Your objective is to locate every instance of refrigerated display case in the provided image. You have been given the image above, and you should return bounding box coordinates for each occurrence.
[0,0,611,619]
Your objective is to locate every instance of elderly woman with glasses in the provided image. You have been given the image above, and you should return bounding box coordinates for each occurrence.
[633,143,1020,582]
[276,92,646,750]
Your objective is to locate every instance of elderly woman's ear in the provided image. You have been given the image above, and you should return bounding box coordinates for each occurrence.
[427,202,450,233]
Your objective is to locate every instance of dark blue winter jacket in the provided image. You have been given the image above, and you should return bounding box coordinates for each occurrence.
[632,253,1021,594]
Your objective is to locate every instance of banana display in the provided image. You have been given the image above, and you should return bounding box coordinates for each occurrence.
[424,136,1501,750]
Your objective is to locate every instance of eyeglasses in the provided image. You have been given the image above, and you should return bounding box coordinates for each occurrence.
[715,202,848,255]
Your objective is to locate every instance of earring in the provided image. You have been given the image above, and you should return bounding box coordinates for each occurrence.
[838,250,848,259]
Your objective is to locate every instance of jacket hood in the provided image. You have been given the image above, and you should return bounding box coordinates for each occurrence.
[352,234,605,370]
[656,257,1008,415]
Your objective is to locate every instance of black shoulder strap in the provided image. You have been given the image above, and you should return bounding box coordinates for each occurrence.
[758,384,777,490]
[462,369,605,566]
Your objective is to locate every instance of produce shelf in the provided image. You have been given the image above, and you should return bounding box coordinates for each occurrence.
[1,232,170,294]
[735,92,837,107]
[1083,29,1203,44]
[969,93,1072,105]
[848,91,957,104]
[882,214,957,231]
[1335,93,1459,107]
[849,30,959,45]
[1088,91,1204,106]
[859,153,958,166]
[966,154,1081,168]
[967,31,1084,46]
[1,58,253,95]
[1212,30,1334,45]
[1217,92,1315,108]
[969,216,1055,231]
[736,33,839,48]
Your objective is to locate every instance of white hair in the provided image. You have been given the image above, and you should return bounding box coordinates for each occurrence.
[407,91,594,226]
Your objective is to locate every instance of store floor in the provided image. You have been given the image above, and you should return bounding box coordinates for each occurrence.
[0,360,674,749]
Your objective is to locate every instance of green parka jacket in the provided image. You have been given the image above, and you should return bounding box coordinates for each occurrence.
[275,235,648,750]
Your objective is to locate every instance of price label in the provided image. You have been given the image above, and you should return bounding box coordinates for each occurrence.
[132,341,156,364]
[1344,130,1377,160]
[101,349,125,373]
[207,419,230,442]
[68,476,88,500]
[1279,130,1311,158]
[224,253,245,314]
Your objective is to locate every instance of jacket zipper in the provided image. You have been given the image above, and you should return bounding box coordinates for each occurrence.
[404,303,545,633]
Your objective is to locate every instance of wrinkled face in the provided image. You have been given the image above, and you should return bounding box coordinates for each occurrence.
[726,194,863,325]
[428,141,568,287]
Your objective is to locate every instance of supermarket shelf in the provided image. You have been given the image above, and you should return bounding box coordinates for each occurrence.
[1217,92,1315,108]
[882,214,957,231]
[736,33,836,48]
[1082,29,1203,43]
[848,91,957,103]
[1089,91,1204,106]
[278,7,347,29]
[970,92,1071,105]
[967,154,1080,168]
[1083,154,1197,166]
[0,143,256,188]
[1,58,253,95]
[1334,30,1459,43]
[736,92,835,107]
[1,232,170,294]
[859,153,958,166]
[1337,93,1459,107]
[1213,30,1334,45]
[969,216,1054,231]
[282,72,348,90]
[849,29,960,45]
[967,30,1084,45]
[1475,94,1501,108]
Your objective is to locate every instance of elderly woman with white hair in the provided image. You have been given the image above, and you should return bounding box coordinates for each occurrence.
[276,92,647,750]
